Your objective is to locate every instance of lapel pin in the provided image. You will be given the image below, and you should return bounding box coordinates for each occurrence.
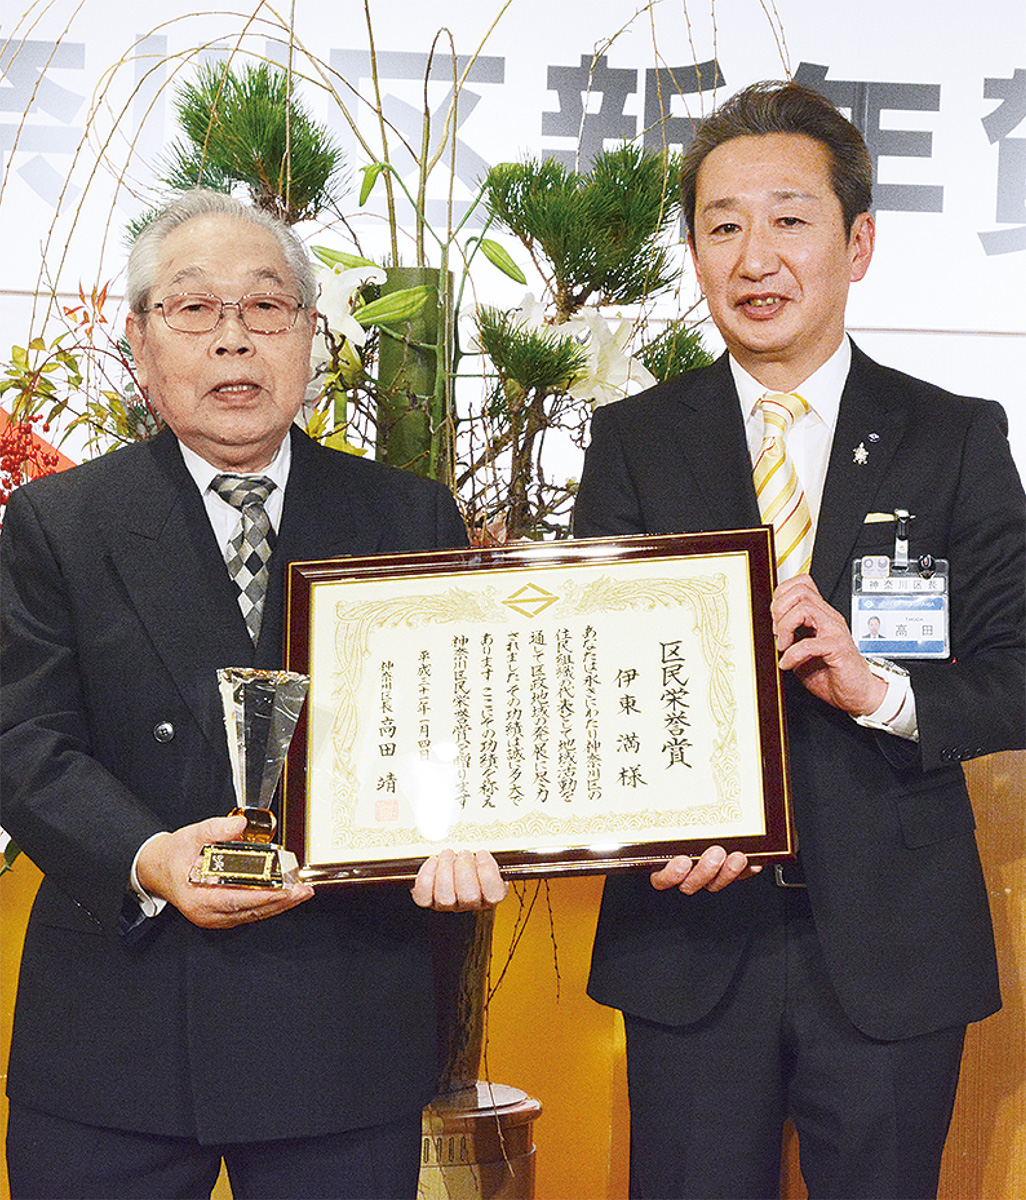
[868,432,880,442]
[853,441,869,465]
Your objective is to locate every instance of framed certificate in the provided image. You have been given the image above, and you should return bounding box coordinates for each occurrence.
[283,530,793,884]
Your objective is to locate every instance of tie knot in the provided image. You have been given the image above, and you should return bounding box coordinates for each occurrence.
[758,392,809,435]
[210,474,276,511]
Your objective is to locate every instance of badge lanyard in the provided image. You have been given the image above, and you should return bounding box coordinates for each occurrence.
[851,509,950,659]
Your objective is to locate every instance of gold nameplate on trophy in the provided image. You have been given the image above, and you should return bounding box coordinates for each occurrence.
[190,669,308,889]
[194,840,286,887]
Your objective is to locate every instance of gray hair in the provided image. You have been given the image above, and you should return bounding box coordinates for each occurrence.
[126,188,318,314]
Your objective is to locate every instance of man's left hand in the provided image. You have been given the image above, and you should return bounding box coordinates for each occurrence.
[411,848,509,911]
[772,575,887,716]
[651,845,761,893]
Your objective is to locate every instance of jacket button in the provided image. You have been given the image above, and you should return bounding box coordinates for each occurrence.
[153,721,175,743]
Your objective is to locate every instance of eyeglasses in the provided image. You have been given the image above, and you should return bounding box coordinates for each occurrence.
[146,292,306,335]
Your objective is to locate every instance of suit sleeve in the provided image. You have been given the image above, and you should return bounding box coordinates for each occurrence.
[434,479,471,549]
[573,403,647,539]
[896,401,1024,771]
[0,487,167,929]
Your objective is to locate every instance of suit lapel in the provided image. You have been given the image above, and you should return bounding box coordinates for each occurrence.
[812,344,910,604]
[255,428,366,665]
[104,430,255,747]
[672,355,762,532]
[676,346,910,605]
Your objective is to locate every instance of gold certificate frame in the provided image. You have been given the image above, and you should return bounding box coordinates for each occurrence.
[284,530,793,885]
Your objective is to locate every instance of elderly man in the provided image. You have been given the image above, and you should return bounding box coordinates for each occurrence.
[2,189,506,1199]
[574,82,1025,1199]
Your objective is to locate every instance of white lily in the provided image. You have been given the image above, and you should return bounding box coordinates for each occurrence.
[465,291,550,354]
[565,308,656,407]
[509,291,549,333]
[316,262,387,348]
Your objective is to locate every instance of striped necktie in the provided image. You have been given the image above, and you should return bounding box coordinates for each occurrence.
[753,392,814,580]
[210,474,277,644]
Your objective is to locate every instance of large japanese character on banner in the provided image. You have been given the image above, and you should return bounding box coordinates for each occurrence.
[978,68,1026,255]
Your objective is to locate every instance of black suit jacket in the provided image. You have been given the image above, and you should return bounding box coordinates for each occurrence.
[574,344,1025,1040]
[1,426,469,1144]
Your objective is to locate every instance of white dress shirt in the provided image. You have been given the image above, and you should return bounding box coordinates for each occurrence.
[179,435,291,549]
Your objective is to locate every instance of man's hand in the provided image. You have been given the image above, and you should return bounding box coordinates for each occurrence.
[650,845,761,894]
[772,574,887,716]
[411,848,509,911]
[136,814,315,929]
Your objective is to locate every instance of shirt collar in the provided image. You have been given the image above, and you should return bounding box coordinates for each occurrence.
[730,336,852,433]
[179,432,292,497]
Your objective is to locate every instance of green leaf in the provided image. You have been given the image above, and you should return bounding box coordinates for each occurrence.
[359,162,387,207]
[311,246,380,271]
[475,306,588,401]
[636,319,714,383]
[163,61,346,225]
[477,238,527,284]
[1,838,21,874]
[354,287,429,327]
[483,146,682,316]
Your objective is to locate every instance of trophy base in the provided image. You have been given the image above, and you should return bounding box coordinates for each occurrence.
[190,842,299,889]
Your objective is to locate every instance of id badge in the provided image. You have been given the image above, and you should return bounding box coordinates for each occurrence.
[851,510,950,659]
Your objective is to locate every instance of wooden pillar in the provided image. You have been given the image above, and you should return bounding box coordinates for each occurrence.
[779,750,1026,1198]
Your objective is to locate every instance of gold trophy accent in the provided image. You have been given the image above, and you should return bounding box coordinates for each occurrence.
[190,668,309,888]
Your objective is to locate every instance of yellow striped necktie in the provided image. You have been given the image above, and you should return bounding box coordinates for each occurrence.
[753,392,814,580]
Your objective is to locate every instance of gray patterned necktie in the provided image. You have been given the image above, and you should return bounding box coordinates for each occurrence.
[210,474,277,644]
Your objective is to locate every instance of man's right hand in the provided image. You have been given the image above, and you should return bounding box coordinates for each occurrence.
[136,814,315,929]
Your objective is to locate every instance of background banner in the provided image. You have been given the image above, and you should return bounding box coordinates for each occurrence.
[2,0,1023,464]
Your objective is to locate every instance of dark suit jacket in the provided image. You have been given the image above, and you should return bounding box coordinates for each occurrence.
[1,426,469,1144]
[574,344,1025,1041]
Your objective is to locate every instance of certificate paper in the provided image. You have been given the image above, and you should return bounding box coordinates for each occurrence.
[284,531,793,883]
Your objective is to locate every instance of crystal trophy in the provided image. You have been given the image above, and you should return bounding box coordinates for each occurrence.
[191,668,309,888]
